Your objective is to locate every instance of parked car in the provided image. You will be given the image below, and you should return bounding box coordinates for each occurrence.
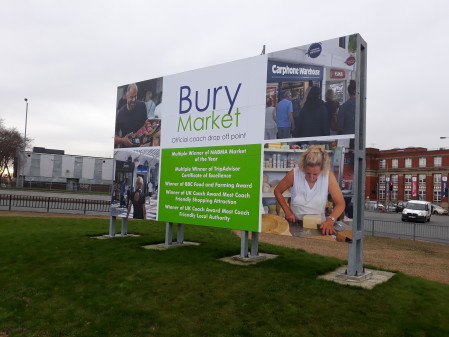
[385,204,397,212]
[0,183,6,188]
[431,204,448,215]
[401,200,432,223]
[395,201,406,213]
[365,201,385,211]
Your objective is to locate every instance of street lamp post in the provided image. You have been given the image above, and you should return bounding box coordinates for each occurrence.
[24,98,29,140]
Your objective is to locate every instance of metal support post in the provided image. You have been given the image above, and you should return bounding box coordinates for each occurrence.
[240,231,249,258]
[121,217,128,236]
[109,216,116,237]
[347,35,367,277]
[177,223,184,244]
[165,222,173,245]
[250,231,259,257]
[347,236,364,276]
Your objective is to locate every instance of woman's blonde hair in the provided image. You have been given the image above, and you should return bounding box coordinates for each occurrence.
[135,176,144,189]
[298,145,330,173]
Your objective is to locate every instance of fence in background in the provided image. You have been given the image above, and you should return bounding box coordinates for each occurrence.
[0,194,110,214]
[19,181,111,193]
[1,193,448,245]
[364,218,449,245]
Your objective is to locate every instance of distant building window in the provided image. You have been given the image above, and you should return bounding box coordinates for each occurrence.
[419,174,426,184]
[434,191,442,203]
[434,156,442,167]
[419,157,426,168]
[392,159,398,168]
[419,174,426,192]
[391,190,398,201]
[379,190,385,200]
[379,159,386,169]
[405,158,412,168]
[418,190,426,200]
[434,173,442,185]
[392,174,398,184]
[404,190,411,201]
[339,36,346,49]
[405,174,412,184]
[379,175,386,184]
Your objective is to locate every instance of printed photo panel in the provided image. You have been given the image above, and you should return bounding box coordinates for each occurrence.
[110,34,364,243]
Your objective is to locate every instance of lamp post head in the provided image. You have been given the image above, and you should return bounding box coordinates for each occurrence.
[24,98,28,102]
[440,136,448,139]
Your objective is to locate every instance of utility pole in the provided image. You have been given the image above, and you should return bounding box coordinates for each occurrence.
[24,98,29,141]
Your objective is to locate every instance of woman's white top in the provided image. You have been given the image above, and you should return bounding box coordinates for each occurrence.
[290,167,329,222]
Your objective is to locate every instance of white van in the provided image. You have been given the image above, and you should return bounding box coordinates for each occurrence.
[401,200,432,223]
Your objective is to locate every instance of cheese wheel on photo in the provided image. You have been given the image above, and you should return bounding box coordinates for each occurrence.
[262,214,291,236]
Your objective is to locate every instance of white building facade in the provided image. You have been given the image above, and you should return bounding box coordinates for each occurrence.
[16,150,113,192]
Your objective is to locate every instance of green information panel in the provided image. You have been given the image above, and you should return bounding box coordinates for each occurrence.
[158,144,261,231]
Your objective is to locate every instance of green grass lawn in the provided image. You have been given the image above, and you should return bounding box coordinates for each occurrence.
[1,216,448,337]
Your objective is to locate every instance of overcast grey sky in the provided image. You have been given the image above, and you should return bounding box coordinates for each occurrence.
[1,0,448,157]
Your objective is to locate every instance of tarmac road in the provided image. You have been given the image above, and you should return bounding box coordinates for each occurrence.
[364,210,449,245]
[365,210,449,226]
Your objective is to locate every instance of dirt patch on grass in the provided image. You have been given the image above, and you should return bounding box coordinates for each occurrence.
[2,211,449,285]
[254,232,449,285]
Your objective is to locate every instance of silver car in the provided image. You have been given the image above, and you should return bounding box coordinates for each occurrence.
[432,204,448,215]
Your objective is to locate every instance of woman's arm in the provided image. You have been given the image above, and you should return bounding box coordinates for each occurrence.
[320,171,345,235]
[274,170,296,223]
[272,107,277,122]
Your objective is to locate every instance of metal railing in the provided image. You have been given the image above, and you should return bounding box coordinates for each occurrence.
[0,194,110,214]
[1,193,448,244]
[18,181,111,193]
[364,218,449,245]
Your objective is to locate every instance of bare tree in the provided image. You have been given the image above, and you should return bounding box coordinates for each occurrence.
[0,119,31,181]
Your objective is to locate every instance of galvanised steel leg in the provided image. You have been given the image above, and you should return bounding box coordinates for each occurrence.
[121,217,128,236]
[165,222,173,245]
[240,231,249,258]
[109,216,116,237]
[347,35,367,277]
[177,223,184,244]
[250,232,259,257]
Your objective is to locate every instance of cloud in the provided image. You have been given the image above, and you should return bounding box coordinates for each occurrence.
[0,0,448,156]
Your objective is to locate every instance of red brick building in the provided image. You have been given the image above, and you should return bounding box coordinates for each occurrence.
[365,147,449,207]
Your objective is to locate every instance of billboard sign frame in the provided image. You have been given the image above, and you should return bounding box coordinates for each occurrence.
[110,34,367,276]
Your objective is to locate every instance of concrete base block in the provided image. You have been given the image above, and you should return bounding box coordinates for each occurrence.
[319,265,395,289]
[91,234,141,239]
[219,253,279,266]
[142,241,200,250]
[335,270,373,282]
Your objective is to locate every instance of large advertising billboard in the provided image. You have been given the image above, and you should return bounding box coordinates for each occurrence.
[111,34,363,242]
